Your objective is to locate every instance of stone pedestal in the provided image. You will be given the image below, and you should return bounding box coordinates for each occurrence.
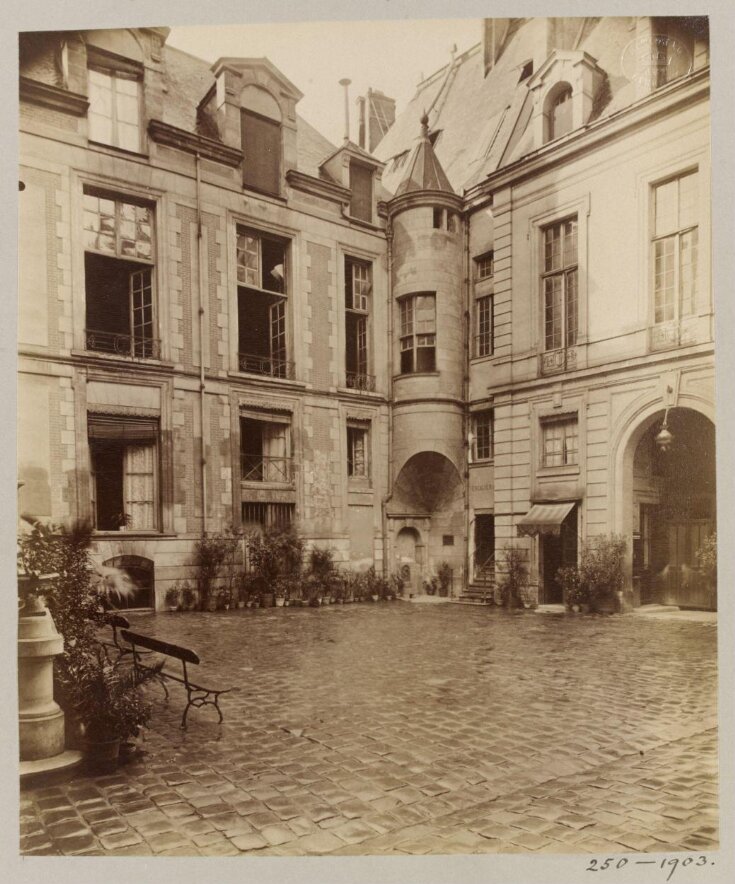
[18,606,81,780]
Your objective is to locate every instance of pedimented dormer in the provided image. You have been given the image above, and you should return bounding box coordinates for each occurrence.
[200,57,303,196]
[527,49,606,145]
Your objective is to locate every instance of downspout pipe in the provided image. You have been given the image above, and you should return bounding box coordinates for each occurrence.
[381,217,394,577]
[462,210,471,597]
[195,153,208,536]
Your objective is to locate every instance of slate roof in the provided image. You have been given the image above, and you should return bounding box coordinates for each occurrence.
[375,17,642,196]
[162,45,337,177]
[394,114,455,196]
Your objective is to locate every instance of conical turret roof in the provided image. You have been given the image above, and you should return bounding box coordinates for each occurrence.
[394,112,455,197]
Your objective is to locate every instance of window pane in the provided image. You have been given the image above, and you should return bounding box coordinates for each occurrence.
[680,228,698,315]
[550,88,572,139]
[654,237,676,323]
[416,344,436,372]
[88,111,113,146]
[678,171,698,230]
[654,179,678,237]
[565,269,578,346]
[544,225,561,272]
[116,90,140,125]
[477,296,492,356]
[399,299,413,337]
[117,122,140,153]
[544,276,562,350]
[237,233,260,286]
[415,294,436,332]
[563,219,578,266]
[115,76,139,96]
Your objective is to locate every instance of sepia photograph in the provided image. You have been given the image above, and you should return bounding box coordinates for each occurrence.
[8,1,734,880]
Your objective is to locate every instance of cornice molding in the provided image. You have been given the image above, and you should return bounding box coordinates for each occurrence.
[388,189,463,218]
[464,69,710,207]
[147,119,242,167]
[285,169,350,203]
[19,77,89,117]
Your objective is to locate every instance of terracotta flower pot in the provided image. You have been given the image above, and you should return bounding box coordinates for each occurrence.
[275,597,285,607]
[84,736,121,774]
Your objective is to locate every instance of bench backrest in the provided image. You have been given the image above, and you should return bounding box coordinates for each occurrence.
[106,614,130,629]
[120,629,200,665]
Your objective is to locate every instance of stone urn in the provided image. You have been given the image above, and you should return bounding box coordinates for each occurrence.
[18,591,82,780]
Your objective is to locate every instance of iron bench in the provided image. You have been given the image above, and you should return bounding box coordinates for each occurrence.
[120,629,232,728]
[98,613,132,663]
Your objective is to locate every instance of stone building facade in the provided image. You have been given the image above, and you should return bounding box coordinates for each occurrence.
[18,17,714,610]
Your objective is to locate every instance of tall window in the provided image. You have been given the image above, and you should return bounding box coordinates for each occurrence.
[350,162,373,222]
[473,411,494,461]
[433,208,458,232]
[345,258,373,390]
[548,86,573,141]
[241,109,281,196]
[240,414,291,483]
[475,296,494,357]
[88,415,158,531]
[87,62,142,152]
[542,218,578,352]
[347,422,370,480]
[542,416,578,468]
[83,189,156,358]
[237,227,291,378]
[652,171,698,326]
[399,293,436,374]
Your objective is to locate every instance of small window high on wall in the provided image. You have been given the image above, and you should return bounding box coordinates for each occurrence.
[548,85,573,142]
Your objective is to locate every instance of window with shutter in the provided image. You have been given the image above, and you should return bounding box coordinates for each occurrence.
[349,162,373,222]
[241,109,281,196]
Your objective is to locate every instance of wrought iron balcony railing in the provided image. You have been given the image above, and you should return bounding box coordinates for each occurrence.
[85,328,160,359]
[241,454,293,484]
[345,371,376,392]
[238,352,295,379]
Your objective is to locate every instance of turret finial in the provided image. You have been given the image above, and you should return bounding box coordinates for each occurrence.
[420,110,429,137]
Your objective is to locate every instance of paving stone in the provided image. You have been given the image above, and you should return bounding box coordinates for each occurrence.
[99,829,144,849]
[298,830,345,853]
[230,832,268,851]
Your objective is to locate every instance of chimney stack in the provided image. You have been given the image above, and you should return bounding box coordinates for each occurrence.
[357,96,366,149]
[366,88,396,152]
[339,78,351,143]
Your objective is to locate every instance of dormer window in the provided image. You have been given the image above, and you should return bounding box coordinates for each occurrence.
[350,162,373,222]
[87,50,143,153]
[241,86,282,197]
[519,60,534,82]
[548,85,573,141]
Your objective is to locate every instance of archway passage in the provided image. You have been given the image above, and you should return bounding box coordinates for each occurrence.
[632,408,716,610]
[396,527,422,596]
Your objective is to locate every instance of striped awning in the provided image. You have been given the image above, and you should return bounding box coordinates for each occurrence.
[517,502,576,537]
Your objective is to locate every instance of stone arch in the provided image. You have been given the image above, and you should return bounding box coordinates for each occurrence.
[83,29,145,63]
[544,80,573,141]
[240,84,282,121]
[610,392,715,605]
[392,451,463,514]
[102,554,154,609]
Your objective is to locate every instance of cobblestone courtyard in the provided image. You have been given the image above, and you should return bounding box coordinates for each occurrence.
[20,603,719,857]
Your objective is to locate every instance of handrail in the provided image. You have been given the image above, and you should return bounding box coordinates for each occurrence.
[238,352,295,379]
[85,328,160,359]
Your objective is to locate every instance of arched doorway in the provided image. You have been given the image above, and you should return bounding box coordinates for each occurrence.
[396,527,422,596]
[622,407,716,610]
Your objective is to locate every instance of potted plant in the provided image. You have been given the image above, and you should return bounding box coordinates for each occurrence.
[424,576,438,596]
[437,561,453,598]
[181,583,197,611]
[57,647,156,773]
[164,585,181,612]
[274,576,288,607]
[496,545,529,609]
[309,546,335,602]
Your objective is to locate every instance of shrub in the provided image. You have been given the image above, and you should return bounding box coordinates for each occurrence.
[437,561,453,597]
[557,534,627,613]
[696,532,717,585]
[194,529,239,611]
[164,585,181,609]
[309,546,335,582]
[496,545,529,608]
[246,525,305,594]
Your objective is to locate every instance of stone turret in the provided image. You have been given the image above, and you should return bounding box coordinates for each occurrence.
[386,115,466,595]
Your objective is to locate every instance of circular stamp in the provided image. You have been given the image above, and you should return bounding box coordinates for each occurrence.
[621,34,693,87]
